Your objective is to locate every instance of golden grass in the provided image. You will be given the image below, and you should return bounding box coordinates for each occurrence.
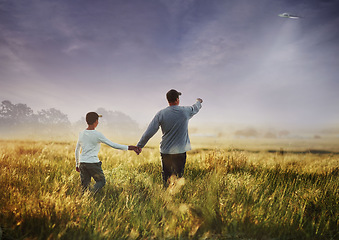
[0,138,338,239]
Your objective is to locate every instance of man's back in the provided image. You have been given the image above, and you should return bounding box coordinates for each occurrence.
[159,105,194,154]
[137,101,202,154]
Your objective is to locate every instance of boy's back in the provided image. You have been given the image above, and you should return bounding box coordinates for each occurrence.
[75,129,127,166]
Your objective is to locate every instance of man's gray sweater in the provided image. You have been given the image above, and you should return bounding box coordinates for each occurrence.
[137,101,202,154]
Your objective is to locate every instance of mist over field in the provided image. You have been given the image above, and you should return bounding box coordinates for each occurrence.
[1,99,339,152]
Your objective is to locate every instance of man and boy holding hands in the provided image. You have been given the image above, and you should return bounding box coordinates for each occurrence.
[75,89,203,192]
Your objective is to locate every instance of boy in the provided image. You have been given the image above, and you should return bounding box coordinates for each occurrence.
[75,112,140,193]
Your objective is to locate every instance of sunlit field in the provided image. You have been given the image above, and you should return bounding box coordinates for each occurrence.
[0,138,338,239]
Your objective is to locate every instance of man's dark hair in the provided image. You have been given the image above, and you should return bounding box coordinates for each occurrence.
[166,89,182,103]
[86,112,99,125]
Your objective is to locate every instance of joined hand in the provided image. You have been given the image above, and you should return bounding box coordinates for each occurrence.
[128,145,142,155]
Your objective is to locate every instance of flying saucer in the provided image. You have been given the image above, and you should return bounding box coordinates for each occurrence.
[278,13,301,19]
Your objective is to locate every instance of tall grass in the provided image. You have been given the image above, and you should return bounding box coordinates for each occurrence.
[0,140,338,239]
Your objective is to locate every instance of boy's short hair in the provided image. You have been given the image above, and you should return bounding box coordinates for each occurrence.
[166,89,182,103]
[86,112,100,125]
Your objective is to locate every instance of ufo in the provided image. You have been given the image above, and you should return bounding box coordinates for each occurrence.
[278,13,301,19]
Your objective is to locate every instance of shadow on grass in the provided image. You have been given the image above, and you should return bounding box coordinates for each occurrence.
[1,212,97,240]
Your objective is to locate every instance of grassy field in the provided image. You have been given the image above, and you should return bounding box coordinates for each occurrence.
[0,138,338,239]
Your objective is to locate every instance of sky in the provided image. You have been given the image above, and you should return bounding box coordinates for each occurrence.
[1,0,339,130]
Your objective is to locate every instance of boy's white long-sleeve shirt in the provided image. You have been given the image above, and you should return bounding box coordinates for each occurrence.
[75,130,128,168]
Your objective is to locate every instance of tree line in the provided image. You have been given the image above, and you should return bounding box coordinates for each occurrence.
[0,100,139,139]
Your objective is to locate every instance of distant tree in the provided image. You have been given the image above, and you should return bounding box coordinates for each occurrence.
[72,117,86,133]
[94,107,139,135]
[34,108,71,137]
[0,100,73,138]
[37,108,71,126]
[0,100,34,126]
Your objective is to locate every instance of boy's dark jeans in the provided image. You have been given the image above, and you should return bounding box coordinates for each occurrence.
[161,152,187,186]
[79,162,106,193]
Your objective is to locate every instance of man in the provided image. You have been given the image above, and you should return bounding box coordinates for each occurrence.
[137,89,203,186]
[75,112,140,193]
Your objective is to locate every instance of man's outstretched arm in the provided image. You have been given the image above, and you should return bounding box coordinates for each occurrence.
[188,98,203,118]
[137,114,160,149]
